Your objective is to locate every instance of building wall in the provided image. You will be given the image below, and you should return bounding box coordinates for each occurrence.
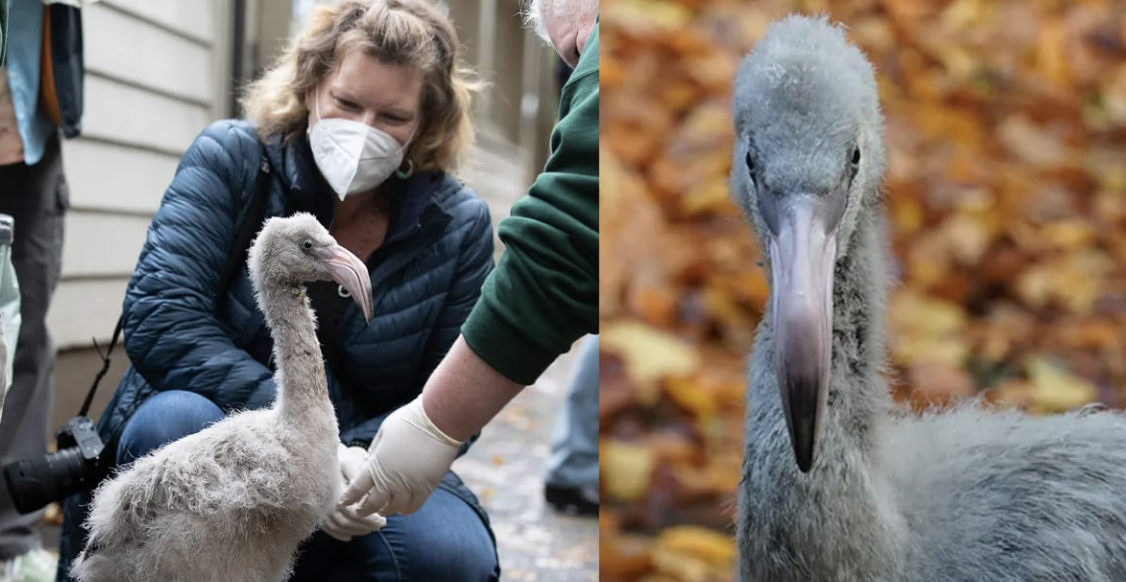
[49,0,233,351]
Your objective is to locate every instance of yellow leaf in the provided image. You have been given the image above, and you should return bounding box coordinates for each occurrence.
[1015,252,1110,315]
[890,335,969,368]
[888,291,966,336]
[665,376,717,418]
[1025,357,1097,414]
[651,525,737,580]
[888,291,970,367]
[602,0,693,36]
[650,552,711,582]
[1036,17,1071,86]
[654,525,737,564]
[1041,220,1096,251]
[602,439,657,502]
[682,178,733,216]
[601,320,701,402]
[939,0,990,30]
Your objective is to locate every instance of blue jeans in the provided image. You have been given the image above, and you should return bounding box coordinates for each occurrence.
[544,334,599,489]
[119,390,500,582]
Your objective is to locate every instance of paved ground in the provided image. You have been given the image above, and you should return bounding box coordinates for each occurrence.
[454,344,599,582]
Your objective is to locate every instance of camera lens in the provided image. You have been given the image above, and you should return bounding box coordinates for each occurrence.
[3,447,90,515]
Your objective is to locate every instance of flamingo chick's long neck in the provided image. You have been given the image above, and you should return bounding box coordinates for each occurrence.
[258,283,334,425]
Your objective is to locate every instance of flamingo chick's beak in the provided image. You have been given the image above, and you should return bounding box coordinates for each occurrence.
[767,197,837,473]
[315,244,374,324]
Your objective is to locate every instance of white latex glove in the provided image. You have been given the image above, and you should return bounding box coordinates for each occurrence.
[322,444,388,542]
[339,395,462,516]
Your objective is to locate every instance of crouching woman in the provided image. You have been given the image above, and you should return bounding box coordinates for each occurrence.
[57,1,500,580]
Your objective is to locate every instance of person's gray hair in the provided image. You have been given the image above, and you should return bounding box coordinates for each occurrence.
[521,0,597,46]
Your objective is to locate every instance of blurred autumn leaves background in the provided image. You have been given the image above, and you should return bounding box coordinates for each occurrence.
[598,0,1126,580]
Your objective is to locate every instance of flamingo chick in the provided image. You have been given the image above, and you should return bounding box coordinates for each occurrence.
[72,212,374,582]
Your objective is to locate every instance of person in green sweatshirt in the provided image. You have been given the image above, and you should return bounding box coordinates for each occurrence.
[338,0,599,521]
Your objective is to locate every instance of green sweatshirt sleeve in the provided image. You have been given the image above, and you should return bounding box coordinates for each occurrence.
[461,24,600,385]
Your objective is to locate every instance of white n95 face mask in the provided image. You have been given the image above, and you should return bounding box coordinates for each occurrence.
[308,91,410,200]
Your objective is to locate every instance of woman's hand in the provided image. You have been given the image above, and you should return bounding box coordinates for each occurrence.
[322,444,388,541]
[339,395,463,516]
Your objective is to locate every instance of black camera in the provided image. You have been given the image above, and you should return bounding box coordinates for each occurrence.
[3,416,109,514]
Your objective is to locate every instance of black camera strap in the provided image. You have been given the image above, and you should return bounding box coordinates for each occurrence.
[78,154,274,418]
[79,315,124,418]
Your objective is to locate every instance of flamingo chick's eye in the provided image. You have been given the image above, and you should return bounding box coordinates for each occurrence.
[302,240,313,250]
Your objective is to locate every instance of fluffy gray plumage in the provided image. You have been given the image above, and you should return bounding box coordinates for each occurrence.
[734,14,1126,582]
[71,213,356,582]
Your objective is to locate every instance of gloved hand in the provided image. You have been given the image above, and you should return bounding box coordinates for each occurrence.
[339,394,463,516]
[322,444,388,542]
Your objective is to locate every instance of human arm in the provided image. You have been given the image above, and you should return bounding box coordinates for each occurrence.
[123,121,277,410]
[426,28,601,438]
[456,67,599,389]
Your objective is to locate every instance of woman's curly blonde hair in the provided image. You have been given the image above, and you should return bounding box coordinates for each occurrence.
[240,0,480,173]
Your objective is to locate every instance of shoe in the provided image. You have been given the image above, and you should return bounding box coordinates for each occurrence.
[0,548,57,582]
[544,483,599,517]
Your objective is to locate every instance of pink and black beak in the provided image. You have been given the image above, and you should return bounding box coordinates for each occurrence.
[760,192,843,473]
[314,244,374,324]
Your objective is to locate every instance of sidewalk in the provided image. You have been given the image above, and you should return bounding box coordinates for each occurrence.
[454,344,600,581]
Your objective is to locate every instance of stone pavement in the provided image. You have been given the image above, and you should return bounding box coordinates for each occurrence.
[454,343,600,582]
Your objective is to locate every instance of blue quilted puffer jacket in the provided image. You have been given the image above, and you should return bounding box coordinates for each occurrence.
[56,119,496,578]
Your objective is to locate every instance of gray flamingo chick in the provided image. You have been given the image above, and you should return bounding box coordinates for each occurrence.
[72,212,374,582]
[734,14,1126,582]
